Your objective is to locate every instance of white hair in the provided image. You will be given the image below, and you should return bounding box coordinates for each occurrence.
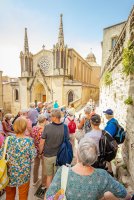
[29,102,35,108]
[21,108,29,114]
[37,102,42,106]
[77,138,98,166]
[38,114,47,123]
[84,106,91,114]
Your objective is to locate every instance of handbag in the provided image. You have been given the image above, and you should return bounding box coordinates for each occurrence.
[61,165,69,200]
[0,137,10,191]
[47,166,69,200]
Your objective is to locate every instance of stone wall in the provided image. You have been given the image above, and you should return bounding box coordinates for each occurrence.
[82,86,99,105]
[100,6,134,183]
[102,22,125,70]
[126,75,134,182]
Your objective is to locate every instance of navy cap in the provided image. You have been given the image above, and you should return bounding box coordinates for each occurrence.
[90,114,101,125]
[103,109,113,115]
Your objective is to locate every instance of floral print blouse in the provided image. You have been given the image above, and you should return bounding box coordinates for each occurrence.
[31,125,44,156]
[46,167,127,200]
[0,136,36,186]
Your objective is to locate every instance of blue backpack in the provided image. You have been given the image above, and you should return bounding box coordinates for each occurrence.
[112,122,126,144]
[56,124,73,166]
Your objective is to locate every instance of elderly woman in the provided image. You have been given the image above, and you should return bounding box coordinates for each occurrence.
[31,114,48,188]
[78,106,92,133]
[0,117,36,200]
[45,138,131,200]
[2,113,15,136]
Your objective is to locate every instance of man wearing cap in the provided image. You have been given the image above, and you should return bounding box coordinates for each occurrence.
[103,109,118,137]
[84,114,102,152]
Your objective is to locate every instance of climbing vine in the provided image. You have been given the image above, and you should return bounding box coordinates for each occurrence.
[103,71,113,86]
[122,41,134,76]
[124,96,133,105]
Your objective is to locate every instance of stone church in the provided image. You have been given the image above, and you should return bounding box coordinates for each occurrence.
[0,14,100,114]
[19,14,100,110]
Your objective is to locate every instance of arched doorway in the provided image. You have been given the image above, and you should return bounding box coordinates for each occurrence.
[68,91,74,105]
[33,83,46,103]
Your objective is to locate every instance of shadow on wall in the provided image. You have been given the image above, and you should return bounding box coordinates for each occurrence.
[122,74,134,184]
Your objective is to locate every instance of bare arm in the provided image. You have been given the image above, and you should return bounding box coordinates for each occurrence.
[44,194,46,200]
[39,138,45,154]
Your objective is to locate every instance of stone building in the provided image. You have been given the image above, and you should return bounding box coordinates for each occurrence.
[2,76,20,115]
[0,14,100,115]
[100,6,134,183]
[19,14,100,110]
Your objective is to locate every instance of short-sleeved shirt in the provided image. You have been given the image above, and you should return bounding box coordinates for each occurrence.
[28,108,39,124]
[83,117,91,133]
[42,122,64,157]
[46,167,127,200]
[104,118,118,137]
[84,129,102,152]
[0,136,36,186]
[31,125,44,155]
[53,102,59,108]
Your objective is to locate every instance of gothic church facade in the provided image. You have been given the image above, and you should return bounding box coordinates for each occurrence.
[0,15,100,114]
[19,14,100,110]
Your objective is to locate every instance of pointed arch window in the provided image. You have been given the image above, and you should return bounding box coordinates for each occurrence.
[25,56,28,71]
[14,89,19,101]
[68,91,74,105]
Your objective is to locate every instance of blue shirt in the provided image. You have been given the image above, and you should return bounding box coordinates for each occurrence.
[104,118,118,137]
[53,102,59,108]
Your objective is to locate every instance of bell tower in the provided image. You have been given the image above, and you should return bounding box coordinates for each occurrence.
[53,14,68,75]
[20,28,33,77]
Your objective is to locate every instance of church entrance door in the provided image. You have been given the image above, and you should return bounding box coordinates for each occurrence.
[43,95,46,102]
[33,83,46,103]
[68,91,74,105]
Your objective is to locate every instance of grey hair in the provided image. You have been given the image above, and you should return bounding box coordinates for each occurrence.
[38,114,47,123]
[77,138,98,166]
[51,109,61,119]
[84,106,91,114]
[37,102,42,106]
[29,102,35,108]
[4,113,13,120]
[21,108,29,114]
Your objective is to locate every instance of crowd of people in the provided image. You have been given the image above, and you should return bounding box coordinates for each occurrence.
[0,99,133,200]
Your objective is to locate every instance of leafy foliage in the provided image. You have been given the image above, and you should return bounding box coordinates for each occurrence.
[103,71,113,86]
[124,96,133,105]
[122,42,134,76]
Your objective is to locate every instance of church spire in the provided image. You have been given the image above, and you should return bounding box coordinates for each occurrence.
[24,28,29,53]
[58,14,64,46]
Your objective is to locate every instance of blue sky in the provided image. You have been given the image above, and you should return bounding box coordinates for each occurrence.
[0,0,133,77]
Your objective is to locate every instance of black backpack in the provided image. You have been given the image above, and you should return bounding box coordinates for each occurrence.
[99,130,118,162]
[92,130,118,169]
[112,122,126,144]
